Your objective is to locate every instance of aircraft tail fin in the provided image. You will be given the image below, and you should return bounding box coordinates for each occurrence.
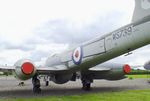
[132,0,150,22]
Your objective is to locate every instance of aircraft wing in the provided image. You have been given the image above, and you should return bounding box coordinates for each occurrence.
[0,66,15,70]
[89,66,110,71]
[0,66,15,73]
[0,62,130,74]
[0,64,68,75]
[36,65,68,74]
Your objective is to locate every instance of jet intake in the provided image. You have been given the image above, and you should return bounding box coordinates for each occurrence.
[21,62,34,75]
[123,64,131,74]
[14,59,36,80]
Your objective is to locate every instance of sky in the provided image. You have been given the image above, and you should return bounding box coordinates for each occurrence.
[0,0,148,66]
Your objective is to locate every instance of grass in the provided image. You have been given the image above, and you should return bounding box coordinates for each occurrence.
[127,74,150,79]
[2,89,150,101]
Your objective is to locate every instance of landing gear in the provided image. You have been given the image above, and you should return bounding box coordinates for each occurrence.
[33,85,41,94]
[82,81,91,91]
[81,73,93,91]
[44,75,49,86]
[45,81,49,86]
[70,73,77,81]
[32,75,41,94]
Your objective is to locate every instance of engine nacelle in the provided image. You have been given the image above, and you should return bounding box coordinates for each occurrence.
[51,73,73,84]
[88,64,131,80]
[13,59,36,80]
[106,64,131,80]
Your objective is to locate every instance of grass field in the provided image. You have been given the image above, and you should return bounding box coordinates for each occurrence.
[127,74,149,79]
[2,89,150,101]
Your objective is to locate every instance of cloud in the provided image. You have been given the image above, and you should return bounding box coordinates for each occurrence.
[0,38,34,51]
[33,11,127,45]
[0,0,138,66]
[29,43,69,61]
[0,49,30,65]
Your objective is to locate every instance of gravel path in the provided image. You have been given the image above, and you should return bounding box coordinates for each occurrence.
[0,76,150,99]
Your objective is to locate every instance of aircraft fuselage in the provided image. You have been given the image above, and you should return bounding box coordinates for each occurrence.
[46,16,150,73]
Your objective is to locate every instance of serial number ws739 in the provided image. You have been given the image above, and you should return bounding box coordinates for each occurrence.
[113,25,133,40]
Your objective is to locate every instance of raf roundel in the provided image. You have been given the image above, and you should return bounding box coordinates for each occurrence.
[72,47,83,65]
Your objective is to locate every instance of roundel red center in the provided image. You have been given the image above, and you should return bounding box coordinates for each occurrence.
[75,50,79,58]
[21,62,34,75]
[123,64,131,74]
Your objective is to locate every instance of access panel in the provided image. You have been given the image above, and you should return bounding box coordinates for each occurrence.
[83,39,105,57]
[105,35,113,51]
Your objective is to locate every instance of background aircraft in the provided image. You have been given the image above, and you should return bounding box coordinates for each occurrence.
[144,61,150,70]
[0,0,150,93]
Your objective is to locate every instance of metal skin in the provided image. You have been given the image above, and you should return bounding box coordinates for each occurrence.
[46,0,150,79]
[0,0,149,92]
[13,59,36,80]
[87,63,131,80]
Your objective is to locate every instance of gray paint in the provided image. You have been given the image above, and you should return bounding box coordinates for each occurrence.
[132,0,150,22]
[45,0,150,74]
[83,39,105,57]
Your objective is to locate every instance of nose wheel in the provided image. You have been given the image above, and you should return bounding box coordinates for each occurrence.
[45,81,49,86]
[44,75,49,86]
[32,75,41,94]
[81,73,93,91]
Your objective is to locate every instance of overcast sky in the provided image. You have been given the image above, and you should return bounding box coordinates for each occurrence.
[0,0,148,66]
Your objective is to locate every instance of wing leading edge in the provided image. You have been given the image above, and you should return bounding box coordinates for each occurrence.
[0,64,68,75]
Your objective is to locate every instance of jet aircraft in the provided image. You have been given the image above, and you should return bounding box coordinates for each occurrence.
[0,0,150,93]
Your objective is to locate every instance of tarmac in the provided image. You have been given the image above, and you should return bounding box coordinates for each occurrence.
[0,76,150,99]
